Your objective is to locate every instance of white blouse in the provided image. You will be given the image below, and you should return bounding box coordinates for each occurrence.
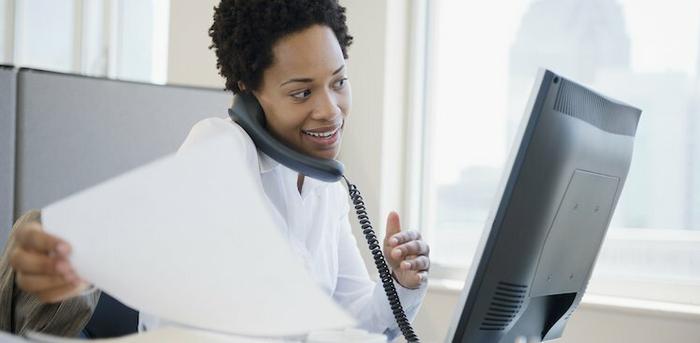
[139,117,428,339]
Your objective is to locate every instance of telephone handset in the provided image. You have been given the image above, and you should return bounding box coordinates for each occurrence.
[228,93,344,182]
[228,93,420,343]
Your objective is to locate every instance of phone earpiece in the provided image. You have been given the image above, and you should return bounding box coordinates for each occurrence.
[228,93,345,182]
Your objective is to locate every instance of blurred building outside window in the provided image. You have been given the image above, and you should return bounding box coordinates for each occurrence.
[418,0,700,306]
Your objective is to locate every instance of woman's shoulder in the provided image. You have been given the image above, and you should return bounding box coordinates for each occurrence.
[178,117,254,152]
[180,117,247,144]
[177,117,260,169]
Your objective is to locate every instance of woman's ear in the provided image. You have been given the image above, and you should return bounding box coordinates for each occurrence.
[237,81,247,92]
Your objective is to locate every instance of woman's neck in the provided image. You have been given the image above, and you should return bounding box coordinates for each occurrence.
[297,173,305,194]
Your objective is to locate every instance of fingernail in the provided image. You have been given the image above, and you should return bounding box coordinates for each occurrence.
[56,243,70,255]
[401,261,411,270]
[392,248,402,258]
[390,237,399,246]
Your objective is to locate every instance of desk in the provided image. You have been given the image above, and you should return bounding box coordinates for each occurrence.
[2,327,388,343]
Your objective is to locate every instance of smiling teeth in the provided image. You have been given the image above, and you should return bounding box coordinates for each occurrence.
[303,127,339,138]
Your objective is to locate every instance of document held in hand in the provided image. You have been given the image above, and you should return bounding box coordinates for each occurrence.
[41,132,356,338]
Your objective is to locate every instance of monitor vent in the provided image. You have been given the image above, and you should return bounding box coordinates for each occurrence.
[479,281,527,331]
[553,78,641,137]
[563,303,579,321]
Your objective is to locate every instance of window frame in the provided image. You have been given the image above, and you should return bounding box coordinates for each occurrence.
[407,0,700,307]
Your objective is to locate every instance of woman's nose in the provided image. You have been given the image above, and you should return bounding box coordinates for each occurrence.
[312,89,342,121]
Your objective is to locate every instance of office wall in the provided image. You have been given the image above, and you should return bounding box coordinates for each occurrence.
[167,0,223,89]
[340,0,410,269]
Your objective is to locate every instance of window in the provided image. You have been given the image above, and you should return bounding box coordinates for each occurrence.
[13,0,78,72]
[417,0,700,305]
[0,0,13,64]
[2,0,169,84]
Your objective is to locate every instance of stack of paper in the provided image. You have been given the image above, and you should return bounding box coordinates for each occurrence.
[41,133,355,339]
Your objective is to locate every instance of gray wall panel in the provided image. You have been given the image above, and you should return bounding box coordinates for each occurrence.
[15,69,231,216]
[0,67,16,248]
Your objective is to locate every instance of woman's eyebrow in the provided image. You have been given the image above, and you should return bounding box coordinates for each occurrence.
[280,77,312,87]
[332,65,345,75]
[279,65,345,87]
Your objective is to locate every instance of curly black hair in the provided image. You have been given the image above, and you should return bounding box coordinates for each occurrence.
[209,0,353,94]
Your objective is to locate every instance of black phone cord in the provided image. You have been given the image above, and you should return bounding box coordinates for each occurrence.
[343,176,420,343]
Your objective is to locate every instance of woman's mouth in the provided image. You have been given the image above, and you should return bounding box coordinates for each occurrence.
[301,124,342,147]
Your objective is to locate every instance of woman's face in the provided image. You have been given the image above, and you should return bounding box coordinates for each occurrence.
[252,24,351,160]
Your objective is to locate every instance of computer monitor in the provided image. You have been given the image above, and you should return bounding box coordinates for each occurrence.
[445,69,642,343]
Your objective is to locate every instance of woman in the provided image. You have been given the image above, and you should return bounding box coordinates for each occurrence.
[1,0,431,339]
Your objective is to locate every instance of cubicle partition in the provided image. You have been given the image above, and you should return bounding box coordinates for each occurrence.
[0,66,16,245]
[15,68,231,219]
[2,68,231,337]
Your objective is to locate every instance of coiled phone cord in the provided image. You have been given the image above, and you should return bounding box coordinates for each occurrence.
[343,176,420,343]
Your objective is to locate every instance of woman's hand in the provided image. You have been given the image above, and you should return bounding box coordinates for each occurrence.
[8,221,88,303]
[383,211,430,289]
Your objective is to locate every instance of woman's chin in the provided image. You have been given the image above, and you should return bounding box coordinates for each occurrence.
[309,147,339,160]
[299,135,342,160]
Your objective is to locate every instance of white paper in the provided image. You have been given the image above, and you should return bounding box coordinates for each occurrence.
[26,327,290,343]
[41,134,355,337]
[0,331,30,343]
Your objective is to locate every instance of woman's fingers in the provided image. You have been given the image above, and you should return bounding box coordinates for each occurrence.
[400,255,430,271]
[384,212,402,247]
[9,222,82,302]
[391,239,430,259]
[9,248,59,275]
[385,224,431,288]
[395,270,428,288]
[16,222,58,253]
[15,272,79,293]
[15,224,69,256]
[387,230,421,247]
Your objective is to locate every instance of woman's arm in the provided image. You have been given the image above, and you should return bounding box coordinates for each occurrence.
[332,190,428,340]
[0,210,100,336]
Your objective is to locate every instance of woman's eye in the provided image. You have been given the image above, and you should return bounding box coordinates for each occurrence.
[334,78,348,89]
[291,89,311,99]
